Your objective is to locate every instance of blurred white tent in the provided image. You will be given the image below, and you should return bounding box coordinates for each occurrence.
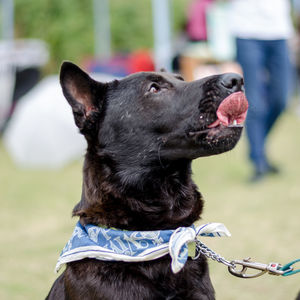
[0,39,49,129]
[3,73,115,169]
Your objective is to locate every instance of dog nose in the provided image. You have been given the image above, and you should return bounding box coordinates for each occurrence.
[220,73,244,92]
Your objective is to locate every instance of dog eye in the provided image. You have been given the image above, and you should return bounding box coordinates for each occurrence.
[149,83,160,93]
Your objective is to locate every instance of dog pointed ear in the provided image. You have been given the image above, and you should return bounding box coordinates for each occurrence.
[60,61,106,133]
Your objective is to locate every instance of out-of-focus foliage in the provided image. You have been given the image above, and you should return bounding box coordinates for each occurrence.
[14,0,189,73]
[15,0,94,73]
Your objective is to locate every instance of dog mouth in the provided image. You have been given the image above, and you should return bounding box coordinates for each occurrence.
[189,91,249,138]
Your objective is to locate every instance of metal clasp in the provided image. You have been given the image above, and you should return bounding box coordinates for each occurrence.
[228,258,284,278]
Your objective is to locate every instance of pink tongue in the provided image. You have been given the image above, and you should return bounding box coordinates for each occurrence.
[208,92,248,128]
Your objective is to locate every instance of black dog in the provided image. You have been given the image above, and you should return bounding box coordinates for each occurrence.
[46,62,247,300]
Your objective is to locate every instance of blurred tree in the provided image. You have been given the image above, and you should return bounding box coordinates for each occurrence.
[15,0,94,73]
[14,0,188,73]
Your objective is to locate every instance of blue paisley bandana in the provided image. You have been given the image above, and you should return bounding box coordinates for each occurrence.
[55,221,230,274]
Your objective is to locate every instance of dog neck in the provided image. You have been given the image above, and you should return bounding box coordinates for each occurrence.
[73,152,204,231]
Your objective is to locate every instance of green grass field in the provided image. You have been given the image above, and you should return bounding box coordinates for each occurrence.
[1,106,300,300]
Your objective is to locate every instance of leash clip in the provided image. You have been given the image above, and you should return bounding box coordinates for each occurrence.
[228,258,285,278]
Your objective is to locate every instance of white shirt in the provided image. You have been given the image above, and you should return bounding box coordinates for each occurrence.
[230,0,294,40]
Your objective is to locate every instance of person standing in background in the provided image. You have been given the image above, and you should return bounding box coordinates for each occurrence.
[291,0,300,116]
[229,0,294,182]
[186,0,214,42]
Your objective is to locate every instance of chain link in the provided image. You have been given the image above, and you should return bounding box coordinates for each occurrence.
[192,240,297,278]
[192,240,235,268]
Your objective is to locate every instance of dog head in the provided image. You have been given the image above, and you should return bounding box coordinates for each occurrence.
[60,62,248,228]
[60,62,247,163]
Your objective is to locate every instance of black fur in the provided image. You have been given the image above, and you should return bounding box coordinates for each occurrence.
[46,62,244,299]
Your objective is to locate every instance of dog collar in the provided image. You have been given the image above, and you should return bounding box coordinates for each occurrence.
[55,221,231,274]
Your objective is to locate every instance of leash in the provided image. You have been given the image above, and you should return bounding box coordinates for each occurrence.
[193,240,300,279]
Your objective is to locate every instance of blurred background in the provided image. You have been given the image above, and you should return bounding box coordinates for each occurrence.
[0,0,300,299]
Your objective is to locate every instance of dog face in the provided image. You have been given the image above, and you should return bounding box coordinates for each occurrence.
[60,62,247,166]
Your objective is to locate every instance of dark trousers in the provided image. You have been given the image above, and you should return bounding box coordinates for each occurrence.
[236,38,291,172]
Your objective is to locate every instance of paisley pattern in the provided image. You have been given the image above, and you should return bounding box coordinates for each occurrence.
[55,222,230,273]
